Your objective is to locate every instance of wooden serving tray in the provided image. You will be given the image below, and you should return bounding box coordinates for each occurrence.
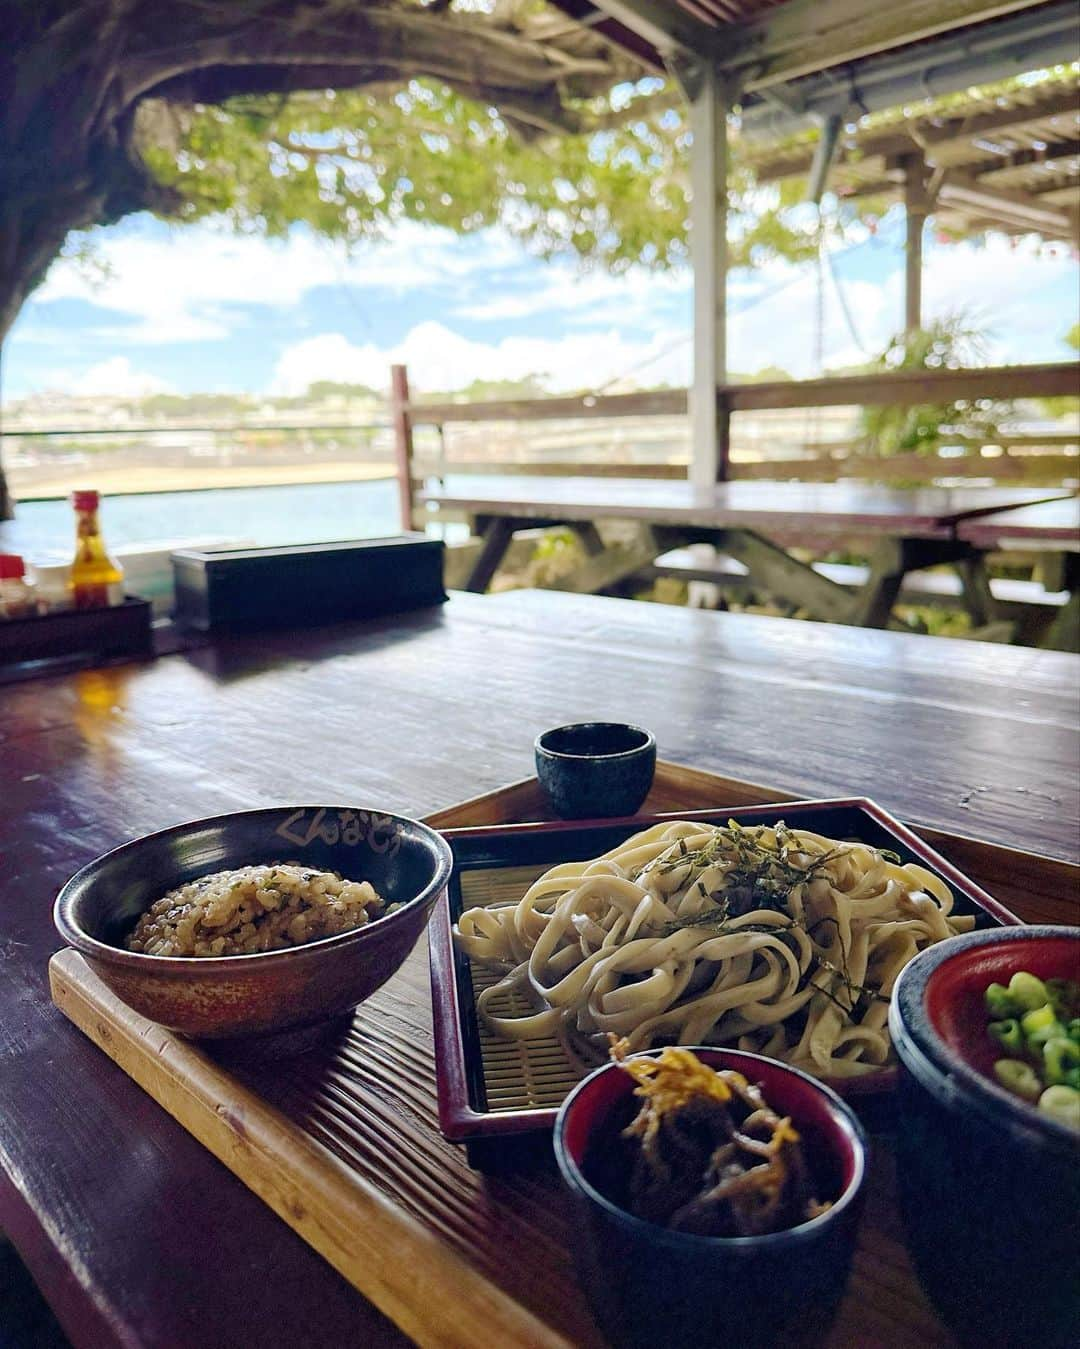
[49,762,1079,1349]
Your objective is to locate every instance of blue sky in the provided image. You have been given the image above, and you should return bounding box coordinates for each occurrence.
[5,208,1078,400]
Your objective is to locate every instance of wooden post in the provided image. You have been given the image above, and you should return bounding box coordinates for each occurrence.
[688,63,729,490]
[390,363,415,533]
[902,153,929,336]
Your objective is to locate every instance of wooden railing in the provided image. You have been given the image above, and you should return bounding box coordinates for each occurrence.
[391,360,1080,526]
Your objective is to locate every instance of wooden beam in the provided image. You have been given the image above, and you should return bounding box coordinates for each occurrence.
[919,87,1080,150]
[937,171,1077,235]
[974,138,1080,184]
[747,85,1080,187]
[542,0,667,72]
[406,363,1079,428]
[411,461,689,480]
[722,0,1051,93]
[903,153,929,334]
[586,0,716,57]
[726,361,1080,411]
[390,363,415,533]
[546,525,664,593]
[407,388,686,425]
[689,63,730,488]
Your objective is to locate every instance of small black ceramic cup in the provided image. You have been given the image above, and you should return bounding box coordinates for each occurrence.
[534,722,656,819]
[554,1048,867,1349]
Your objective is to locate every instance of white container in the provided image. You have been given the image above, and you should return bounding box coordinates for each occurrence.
[31,561,74,613]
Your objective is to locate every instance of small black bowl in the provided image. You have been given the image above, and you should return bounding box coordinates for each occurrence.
[534,722,656,819]
[889,926,1080,1348]
[554,1048,867,1349]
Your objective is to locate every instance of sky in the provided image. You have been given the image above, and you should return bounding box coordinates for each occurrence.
[5,207,1078,401]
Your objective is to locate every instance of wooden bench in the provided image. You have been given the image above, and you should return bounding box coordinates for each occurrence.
[648,549,1068,643]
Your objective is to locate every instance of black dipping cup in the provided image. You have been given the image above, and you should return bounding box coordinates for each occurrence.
[534,722,656,819]
[554,1048,867,1349]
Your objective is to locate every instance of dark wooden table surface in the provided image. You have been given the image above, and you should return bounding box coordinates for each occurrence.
[2,590,1078,1349]
[421,476,1071,536]
[955,495,1080,548]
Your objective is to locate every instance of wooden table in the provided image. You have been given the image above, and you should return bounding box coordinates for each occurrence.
[956,497,1080,650]
[954,496,1080,551]
[2,590,1079,1348]
[421,477,1073,631]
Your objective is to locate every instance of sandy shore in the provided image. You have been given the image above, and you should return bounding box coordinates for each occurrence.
[13,461,395,500]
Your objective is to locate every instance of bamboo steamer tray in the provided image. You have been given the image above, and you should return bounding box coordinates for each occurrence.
[49,762,1080,1349]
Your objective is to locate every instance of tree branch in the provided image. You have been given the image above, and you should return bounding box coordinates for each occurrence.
[121,9,614,109]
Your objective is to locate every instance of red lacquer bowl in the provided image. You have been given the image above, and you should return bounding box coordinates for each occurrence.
[889,926,1080,1347]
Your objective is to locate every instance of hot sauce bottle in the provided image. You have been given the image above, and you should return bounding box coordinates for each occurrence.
[70,490,124,610]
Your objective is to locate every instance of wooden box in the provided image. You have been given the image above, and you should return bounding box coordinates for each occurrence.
[171,535,446,632]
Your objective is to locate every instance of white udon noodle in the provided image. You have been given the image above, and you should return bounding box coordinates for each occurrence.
[454,820,976,1079]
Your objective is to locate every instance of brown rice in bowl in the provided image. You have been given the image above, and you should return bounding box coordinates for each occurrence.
[126,863,388,957]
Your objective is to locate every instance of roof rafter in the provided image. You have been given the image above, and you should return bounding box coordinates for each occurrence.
[937,169,1077,234]
[583,0,1056,91]
[718,0,1058,92]
[746,82,1080,185]
[919,87,1080,149]
[583,0,719,59]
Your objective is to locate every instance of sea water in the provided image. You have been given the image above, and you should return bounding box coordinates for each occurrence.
[0,479,403,557]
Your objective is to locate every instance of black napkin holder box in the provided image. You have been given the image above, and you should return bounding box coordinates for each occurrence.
[171,535,446,632]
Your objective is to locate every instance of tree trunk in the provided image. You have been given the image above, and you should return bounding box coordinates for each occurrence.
[0,212,105,522]
[0,1,634,523]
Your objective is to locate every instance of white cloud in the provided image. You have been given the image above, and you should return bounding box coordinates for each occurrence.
[269,231,1080,394]
[29,215,692,348]
[72,357,174,397]
[721,234,1079,377]
[271,321,691,395]
[919,235,1078,360]
[29,219,527,345]
[17,213,1077,395]
[455,264,691,325]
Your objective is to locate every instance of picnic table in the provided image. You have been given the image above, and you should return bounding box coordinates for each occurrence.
[421,477,1075,635]
[955,496,1080,648]
[2,590,1078,1349]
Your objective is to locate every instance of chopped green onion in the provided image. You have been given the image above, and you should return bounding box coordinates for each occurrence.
[1043,1037,1080,1087]
[1008,971,1050,1011]
[983,972,1080,1127]
[1027,1026,1066,1053]
[1045,978,1080,1022]
[1037,1085,1080,1129]
[994,1059,1042,1102]
[988,1018,1023,1053]
[984,982,1019,1018]
[1021,1003,1063,1051]
[1020,1003,1059,1034]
